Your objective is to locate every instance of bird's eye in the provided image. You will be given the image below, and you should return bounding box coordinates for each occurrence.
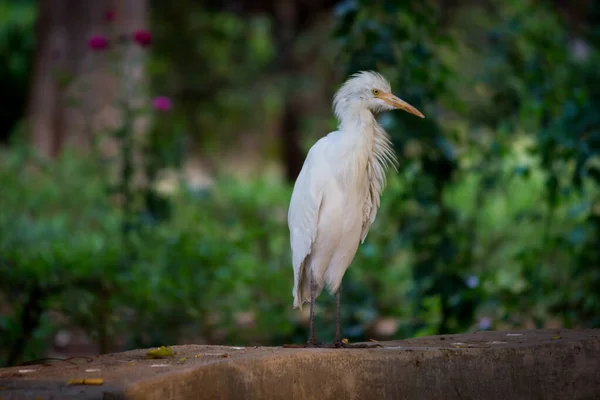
[372,89,380,96]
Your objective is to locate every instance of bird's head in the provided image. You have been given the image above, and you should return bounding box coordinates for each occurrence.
[333,71,424,122]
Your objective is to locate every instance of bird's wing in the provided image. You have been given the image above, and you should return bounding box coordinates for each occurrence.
[360,125,397,243]
[288,138,328,308]
[360,160,381,243]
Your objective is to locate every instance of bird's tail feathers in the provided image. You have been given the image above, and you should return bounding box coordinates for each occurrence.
[293,256,309,311]
[294,255,323,310]
[293,260,304,311]
[324,266,345,296]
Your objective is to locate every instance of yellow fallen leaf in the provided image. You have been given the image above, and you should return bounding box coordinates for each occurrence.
[67,378,104,386]
[146,346,174,359]
[194,354,203,358]
[552,335,562,340]
[178,357,187,363]
[341,338,349,344]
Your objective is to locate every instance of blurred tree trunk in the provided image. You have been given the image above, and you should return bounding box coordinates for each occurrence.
[272,0,336,182]
[275,0,304,182]
[25,0,148,357]
[210,0,336,182]
[26,0,147,158]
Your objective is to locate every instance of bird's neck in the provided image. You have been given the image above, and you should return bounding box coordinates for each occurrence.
[337,107,380,186]
[339,103,375,129]
[339,106,379,146]
[337,105,398,187]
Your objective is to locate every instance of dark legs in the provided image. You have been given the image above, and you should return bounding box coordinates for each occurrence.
[307,272,319,346]
[333,284,382,349]
[306,278,338,348]
[291,279,380,349]
[334,287,342,346]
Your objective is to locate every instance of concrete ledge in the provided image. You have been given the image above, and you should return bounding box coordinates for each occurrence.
[1,329,599,399]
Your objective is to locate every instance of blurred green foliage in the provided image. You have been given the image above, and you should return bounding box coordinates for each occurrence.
[0,148,295,365]
[332,0,600,335]
[149,0,278,162]
[1,0,600,367]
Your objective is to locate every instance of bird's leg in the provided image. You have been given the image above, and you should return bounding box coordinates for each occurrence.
[334,287,343,347]
[284,272,333,348]
[333,284,383,349]
[307,271,319,347]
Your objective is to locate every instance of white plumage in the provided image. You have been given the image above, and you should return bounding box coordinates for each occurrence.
[287,71,424,346]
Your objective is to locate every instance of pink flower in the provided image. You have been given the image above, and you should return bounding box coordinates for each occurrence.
[105,10,116,22]
[153,96,172,111]
[132,30,152,47]
[88,35,109,51]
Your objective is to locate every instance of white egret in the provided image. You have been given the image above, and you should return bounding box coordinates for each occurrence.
[288,71,424,347]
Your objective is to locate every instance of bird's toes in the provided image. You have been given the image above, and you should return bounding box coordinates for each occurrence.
[331,340,383,349]
[341,342,383,349]
[306,339,339,348]
[282,344,305,348]
[283,340,336,349]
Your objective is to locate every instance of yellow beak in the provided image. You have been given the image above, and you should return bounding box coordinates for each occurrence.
[379,92,425,118]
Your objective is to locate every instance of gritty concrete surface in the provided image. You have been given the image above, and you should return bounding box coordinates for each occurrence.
[0,329,598,400]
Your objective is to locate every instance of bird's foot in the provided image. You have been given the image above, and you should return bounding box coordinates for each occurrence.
[306,338,336,348]
[283,341,381,349]
[282,338,336,348]
[333,339,383,349]
[282,344,305,348]
[341,342,383,348]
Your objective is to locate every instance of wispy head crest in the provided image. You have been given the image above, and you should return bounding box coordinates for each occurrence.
[333,71,392,121]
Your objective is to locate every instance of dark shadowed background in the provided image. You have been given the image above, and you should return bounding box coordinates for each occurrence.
[1,0,599,367]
